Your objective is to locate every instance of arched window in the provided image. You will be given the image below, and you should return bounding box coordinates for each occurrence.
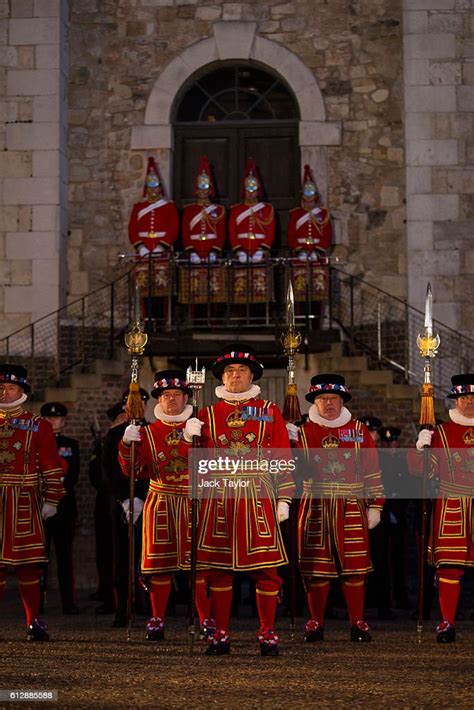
[175,62,299,123]
[173,61,300,245]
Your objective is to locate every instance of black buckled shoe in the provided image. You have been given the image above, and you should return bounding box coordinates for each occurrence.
[205,629,230,656]
[26,618,50,642]
[199,617,217,640]
[258,629,279,657]
[350,620,372,642]
[436,620,456,644]
[145,617,165,641]
[303,619,324,642]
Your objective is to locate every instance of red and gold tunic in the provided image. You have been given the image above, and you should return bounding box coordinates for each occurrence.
[0,406,65,565]
[196,397,295,570]
[296,418,384,577]
[408,420,474,568]
[287,205,332,253]
[182,201,226,259]
[128,198,179,253]
[119,419,192,574]
[228,201,275,257]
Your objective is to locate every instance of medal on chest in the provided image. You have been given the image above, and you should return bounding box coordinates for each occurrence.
[462,427,474,446]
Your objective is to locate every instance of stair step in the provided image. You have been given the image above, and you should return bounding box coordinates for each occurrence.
[360,370,393,385]
[41,387,78,403]
[329,356,368,372]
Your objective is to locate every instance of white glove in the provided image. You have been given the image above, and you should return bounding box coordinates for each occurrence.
[208,251,217,264]
[123,424,141,445]
[286,423,299,442]
[183,417,203,442]
[416,429,434,451]
[138,245,149,257]
[277,501,290,523]
[237,250,248,264]
[367,508,381,530]
[122,497,144,525]
[42,503,57,520]
[190,251,201,265]
[251,249,263,263]
[298,251,308,262]
[152,244,164,254]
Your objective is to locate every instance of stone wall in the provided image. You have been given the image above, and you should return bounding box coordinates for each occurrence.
[66,0,407,301]
[0,0,68,337]
[403,0,474,333]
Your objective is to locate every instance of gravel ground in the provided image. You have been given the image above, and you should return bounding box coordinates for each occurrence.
[1,590,473,709]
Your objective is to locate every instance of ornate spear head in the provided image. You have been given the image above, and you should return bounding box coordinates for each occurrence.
[186,358,206,408]
[280,281,302,357]
[124,283,148,357]
[416,283,440,361]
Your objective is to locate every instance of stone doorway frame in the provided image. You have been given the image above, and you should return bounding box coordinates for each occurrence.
[131,22,341,209]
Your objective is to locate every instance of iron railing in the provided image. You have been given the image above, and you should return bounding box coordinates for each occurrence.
[329,268,473,396]
[1,254,471,396]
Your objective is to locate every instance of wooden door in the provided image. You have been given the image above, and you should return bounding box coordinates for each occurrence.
[173,123,299,248]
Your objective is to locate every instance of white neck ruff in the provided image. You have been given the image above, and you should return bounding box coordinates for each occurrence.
[449,408,474,426]
[308,405,352,428]
[0,393,28,412]
[154,403,193,423]
[215,384,261,401]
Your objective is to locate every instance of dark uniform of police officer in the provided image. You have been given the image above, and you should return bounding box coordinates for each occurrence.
[40,402,80,615]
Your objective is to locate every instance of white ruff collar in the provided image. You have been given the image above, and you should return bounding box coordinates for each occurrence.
[0,393,28,413]
[154,403,193,423]
[215,384,261,401]
[449,408,474,426]
[308,405,352,428]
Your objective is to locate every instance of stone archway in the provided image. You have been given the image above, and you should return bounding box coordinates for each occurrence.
[131,22,341,202]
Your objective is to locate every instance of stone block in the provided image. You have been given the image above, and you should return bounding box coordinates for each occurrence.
[406,166,432,193]
[402,0,454,8]
[6,231,59,259]
[4,177,59,205]
[404,59,430,85]
[407,221,434,249]
[404,33,455,59]
[406,193,458,220]
[404,10,428,33]
[429,61,462,85]
[11,0,33,18]
[214,21,256,59]
[0,206,19,231]
[404,112,432,140]
[32,258,59,286]
[299,121,341,146]
[271,3,294,15]
[131,124,172,149]
[34,0,61,16]
[6,123,60,150]
[4,285,34,313]
[222,4,242,20]
[195,5,221,20]
[457,38,474,57]
[405,85,456,111]
[33,94,60,122]
[406,139,458,165]
[380,186,400,207]
[433,219,474,241]
[457,86,474,111]
[179,37,219,75]
[0,152,31,177]
[7,69,59,96]
[463,63,474,84]
[36,44,60,69]
[9,17,59,45]
[0,47,18,68]
[33,150,60,177]
[428,12,463,33]
[445,169,474,193]
[11,259,32,285]
[434,301,459,328]
[32,204,59,230]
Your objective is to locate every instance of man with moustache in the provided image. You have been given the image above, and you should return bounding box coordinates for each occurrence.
[287,374,384,642]
[184,344,295,656]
